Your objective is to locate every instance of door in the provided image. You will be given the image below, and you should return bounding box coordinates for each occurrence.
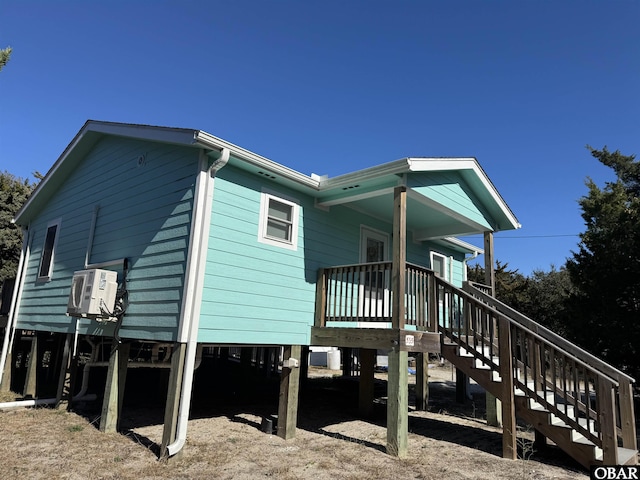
[359,227,390,319]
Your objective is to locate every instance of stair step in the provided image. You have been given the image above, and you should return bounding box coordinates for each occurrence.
[442,336,637,468]
[603,447,639,466]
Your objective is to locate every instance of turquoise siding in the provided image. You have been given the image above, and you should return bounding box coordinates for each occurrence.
[16,137,199,341]
[422,242,467,287]
[408,172,492,230]
[198,166,470,345]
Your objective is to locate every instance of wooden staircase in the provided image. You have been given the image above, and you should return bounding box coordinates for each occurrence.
[435,280,638,468]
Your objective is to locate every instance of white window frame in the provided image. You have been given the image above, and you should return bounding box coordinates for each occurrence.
[38,218,62,281]
[430,251,450,281]
[258,190,300,251]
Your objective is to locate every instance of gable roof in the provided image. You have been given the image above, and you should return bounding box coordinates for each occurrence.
[14,120,520,234]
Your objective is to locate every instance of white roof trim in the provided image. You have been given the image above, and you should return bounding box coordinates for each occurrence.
[16,122,520,234]
[317,187,395,207]
[407,157,521,230]
[319,158,411,190]
[441,237,484,255]
[195,131,320,190]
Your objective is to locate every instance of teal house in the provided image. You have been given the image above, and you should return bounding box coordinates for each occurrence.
[1,121,635,468]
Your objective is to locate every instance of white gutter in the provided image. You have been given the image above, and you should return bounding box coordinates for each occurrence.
[166,147,229,456]
[462,249,481,282]
[195,131,319,190]
[0,227,31,386]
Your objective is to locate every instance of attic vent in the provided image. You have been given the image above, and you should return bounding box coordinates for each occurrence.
[342,184,360,190]
[257,171,276,180]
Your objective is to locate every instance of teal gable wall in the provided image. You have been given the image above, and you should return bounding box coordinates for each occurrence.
[16,137,199,341]
[198,166,470,345]
[408,172,492,230]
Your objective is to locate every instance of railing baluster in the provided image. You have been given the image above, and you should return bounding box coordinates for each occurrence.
[572,359,579,426]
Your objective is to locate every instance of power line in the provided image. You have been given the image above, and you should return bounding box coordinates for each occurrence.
[465,234,580,239]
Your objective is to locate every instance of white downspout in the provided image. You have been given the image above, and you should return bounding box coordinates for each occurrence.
[166,147,229,456]
[0,227,31,386]
[462,250,481,282]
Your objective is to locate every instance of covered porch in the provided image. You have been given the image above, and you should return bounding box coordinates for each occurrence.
[309,179,512,458]
[305,160,520,458]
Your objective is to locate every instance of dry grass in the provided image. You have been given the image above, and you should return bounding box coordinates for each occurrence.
[0,366,590,480]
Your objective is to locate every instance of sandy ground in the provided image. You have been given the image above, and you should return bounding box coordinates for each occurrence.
[0,363,593,479]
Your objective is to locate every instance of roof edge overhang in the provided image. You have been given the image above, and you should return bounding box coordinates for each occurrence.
[438,237,485,255]
[319,158,411,191]
[14,121,322,225]
[14,121,520,235]
[194,131,319,190]
[14,121,205,225]
[406,157,521,232]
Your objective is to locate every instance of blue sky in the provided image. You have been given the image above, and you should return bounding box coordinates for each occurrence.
[1,1,638,275]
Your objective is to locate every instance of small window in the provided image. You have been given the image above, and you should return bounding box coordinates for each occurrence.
[38,219,61,280]
[430,252,449,280]
[258,191,299,250]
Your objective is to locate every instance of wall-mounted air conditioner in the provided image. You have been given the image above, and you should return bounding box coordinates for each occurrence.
[67,269,118,318]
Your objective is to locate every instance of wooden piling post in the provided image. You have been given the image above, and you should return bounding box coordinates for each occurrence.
[277,345,301,440]
[0,349,11,392]
[415,352,429,410]
[387,185,408,458]
[359,348,376,417]
[99,341,131,433]
[23,332,38,398]
[387,346,408,457]
[56,333,76,409]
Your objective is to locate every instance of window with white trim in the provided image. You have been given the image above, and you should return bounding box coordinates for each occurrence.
[430,252,449,281]
[38,219,61,280]
[258,191,299,250]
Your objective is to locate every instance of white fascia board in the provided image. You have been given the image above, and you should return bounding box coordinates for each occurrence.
[441,237,484,255]
[195,131,320,190]
[415,227,488,242]
[14,122,94,224]
[85,120,199,146]
[318,158,411,191]
[317,186,395,207]
[408,157,521,230]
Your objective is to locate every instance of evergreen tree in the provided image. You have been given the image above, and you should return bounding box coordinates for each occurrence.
[0,46,12,72]
[0,172,36,284]
[566,147,640,378]
[468,262,573,334]
[467,260,528,308]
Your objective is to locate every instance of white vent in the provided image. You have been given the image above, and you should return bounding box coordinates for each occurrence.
[67,269,118,318]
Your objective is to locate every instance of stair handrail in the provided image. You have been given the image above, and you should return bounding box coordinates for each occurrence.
[433,275,619,385]
[463,281,635,385]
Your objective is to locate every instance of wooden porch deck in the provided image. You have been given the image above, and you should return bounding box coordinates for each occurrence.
[311,261,441,352]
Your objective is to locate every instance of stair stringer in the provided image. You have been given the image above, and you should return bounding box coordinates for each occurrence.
[439,341,634,469]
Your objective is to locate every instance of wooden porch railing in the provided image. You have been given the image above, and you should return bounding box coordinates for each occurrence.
[315,262,436,330]
[315,262,637,464]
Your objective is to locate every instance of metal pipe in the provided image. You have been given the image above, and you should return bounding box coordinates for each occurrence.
[0,394,98,411]
[167,148,229,456]
[0,227,31,386]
